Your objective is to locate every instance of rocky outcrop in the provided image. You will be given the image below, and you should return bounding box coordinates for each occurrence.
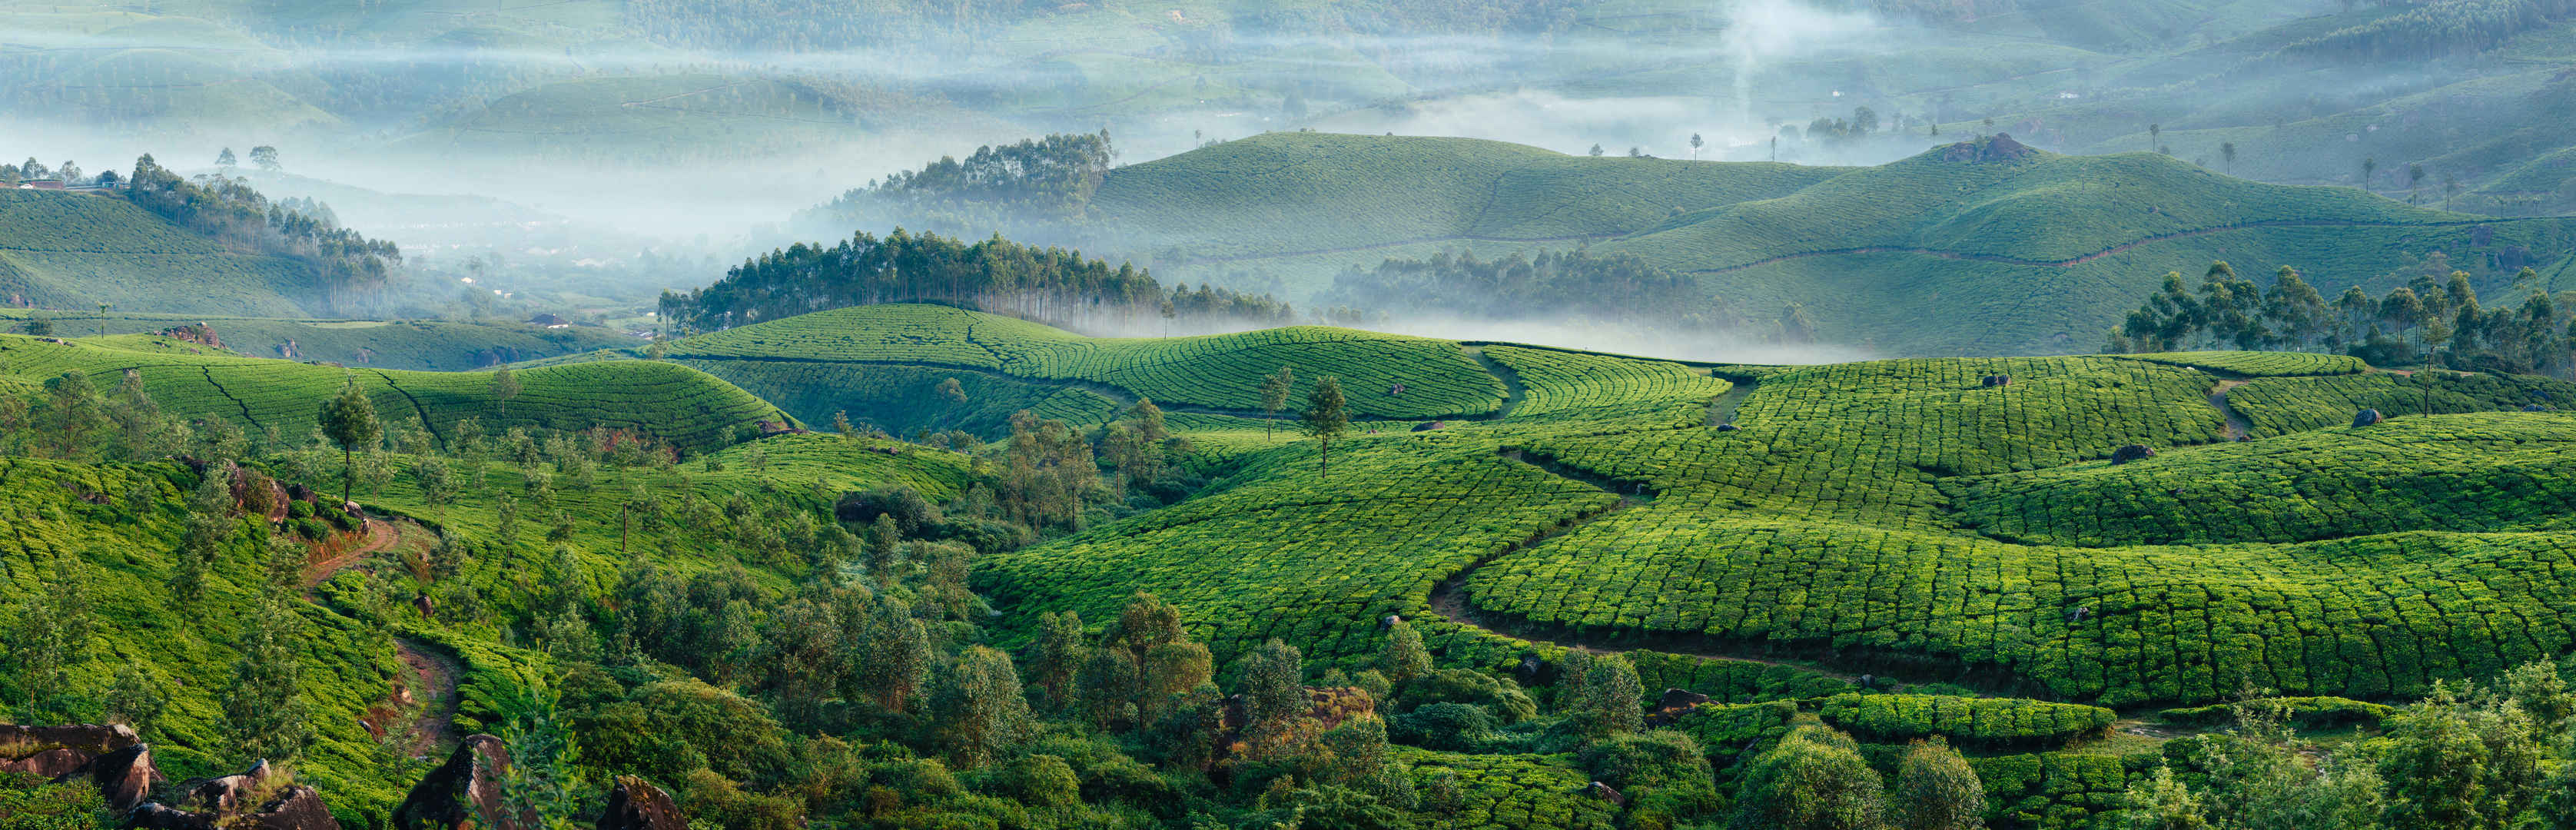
[394,734,531,830]
[596,776,685,830]
[132,759,338,830]
[158,323,221,349]
[2353,408,2383,427]
[0,723,164,811]
[86,744,163,812]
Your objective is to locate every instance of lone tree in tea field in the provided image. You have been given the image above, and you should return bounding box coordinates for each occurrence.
[1259,365,1294,440]
[489,365,522,416]
[1301,376,1348,474]
[316,375,381,507]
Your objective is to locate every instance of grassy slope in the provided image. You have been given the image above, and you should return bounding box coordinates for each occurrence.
[0,429,981,825]
[938,310,2576,713]
[0,310,635,371]
[0,334,788,453]
[1075,134,2576,355]
[1094,132,1847,284]
[666,303,1512,420]
[0,191,321,317]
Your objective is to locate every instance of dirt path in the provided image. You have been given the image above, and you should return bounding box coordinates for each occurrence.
[393,639,461,755]
[302,517,401,592]
[2208,380,2253,440]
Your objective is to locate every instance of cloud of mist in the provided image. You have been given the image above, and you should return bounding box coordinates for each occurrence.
[1718,0,1881,123]
[1356,314,1874,365]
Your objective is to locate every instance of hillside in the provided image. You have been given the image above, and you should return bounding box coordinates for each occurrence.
[0,310,635,370]
[0,333,787,452]
[1053,132,2576,354]
[9,304,2576,828]
[0,190,324,317]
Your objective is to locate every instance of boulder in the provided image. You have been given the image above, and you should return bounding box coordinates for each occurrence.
[1379,615,1402,629]
[5,747,90,778]
[131,784,337,830]
[2109,444,2156,464]
[0,723,140,759]
[1588,781,1625,806]
[2525,403,2549,412]
[1715,423,1739,432]
[1644,688,1711,726]
[2353,408,2382,427]
[1980,374,2011,387]
[394,734,530,830]
[243,785,341,830]
[596,776,685,830]
[183,759,277,815]
[1514,653,1545,683]
[84,744,163,812]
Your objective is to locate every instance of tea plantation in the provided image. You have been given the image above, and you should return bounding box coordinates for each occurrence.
[0,333,788,452]
[17,304,2576,830]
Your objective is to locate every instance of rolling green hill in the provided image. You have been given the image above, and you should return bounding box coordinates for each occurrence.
[1057,132,2576,355]
[0,333,787,452]
[0,190,324,317]
[0,310,634,371]
[661,303,1513,425]
[12,300,2576,828]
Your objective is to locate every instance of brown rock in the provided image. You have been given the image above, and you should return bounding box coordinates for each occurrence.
[184,759,277,815]
[1644,688,1711,727]
[2353,408,2383,427]
[0,723,140,759]
[395,734,531,830]
[596,776,685,830]
[84,744,164,812]
[4,747,91,778]
[243,785,341,830]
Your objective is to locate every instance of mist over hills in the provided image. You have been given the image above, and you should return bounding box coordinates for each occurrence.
[20,5,2576,830]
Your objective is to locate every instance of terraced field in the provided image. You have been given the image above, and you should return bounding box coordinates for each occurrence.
[669,304,1510,420]
[964,331,2576,716]
[0,334,785,452]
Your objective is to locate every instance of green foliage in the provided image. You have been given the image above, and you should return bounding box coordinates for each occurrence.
[669,304,1505,419]
[2226,370,2576,437]
[1730,725,1887,830]
[1818,694,2115,749]
[0,772,111,830]
[0,334,787,454]
[2111,352,2366,377]
[2155,697,2394,730]
[1396,748,1618,830]
[1891,739,1985,830]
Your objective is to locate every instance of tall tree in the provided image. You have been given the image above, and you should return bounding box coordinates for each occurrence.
[933,646,1033,769]
[1259,366,1295,441]
[1379,618,1431,684]
[248,145,280,171]
[1031,611,1087,705]
[226,592,314,762]
[489,366,522,416]
[316,375,381,508]
[1300,377,1349,475]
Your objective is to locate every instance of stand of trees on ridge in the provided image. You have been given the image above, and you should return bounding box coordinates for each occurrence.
[812,132,1114,237]
[124,154,404,315]
[2104,259,2576,376]
[659,228,1299,336]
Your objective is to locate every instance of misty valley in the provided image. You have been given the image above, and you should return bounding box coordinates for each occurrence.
[15,2,2576,830]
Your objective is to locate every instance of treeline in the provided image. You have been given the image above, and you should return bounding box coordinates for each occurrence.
[2282,0,2576,61]
[659,229,1296,334]
[2104,261,2576,375]
[1318,249,1827,343]
[810,132,1112,238]
[123,155,403,315]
